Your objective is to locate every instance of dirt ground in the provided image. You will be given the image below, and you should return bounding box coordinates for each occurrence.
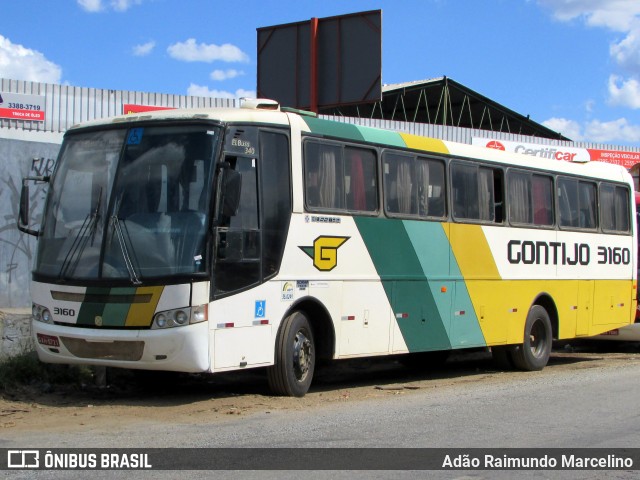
[2,341,639,435]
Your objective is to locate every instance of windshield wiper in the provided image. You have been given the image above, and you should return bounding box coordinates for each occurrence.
[110,211,142,285]
[58,188,102,280]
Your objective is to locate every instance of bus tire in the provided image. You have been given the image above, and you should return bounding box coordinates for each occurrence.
[510,305,552,371]
[267,311,315,397]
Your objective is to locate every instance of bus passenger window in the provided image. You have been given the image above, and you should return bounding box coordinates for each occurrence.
[420,157,446,218]
[451,162,501,223]
[384,152,416,215]
[578,181,597,229]
[601,183,630,233]
[558,177,597,230]
[304,142,343,210]
[345,147,377,212]
[508,171,553,227]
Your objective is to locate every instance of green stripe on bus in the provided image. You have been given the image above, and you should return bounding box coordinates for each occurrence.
[302,116,406,147]
[76,286,135,327]
[355,217,487,351]
[404,221,487,348]
[354,217,450,352]
[76,287,109,326]
[101,287,136,327]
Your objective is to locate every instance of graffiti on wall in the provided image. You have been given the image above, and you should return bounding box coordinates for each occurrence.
[1,157,55,280]
[0,138,61,308]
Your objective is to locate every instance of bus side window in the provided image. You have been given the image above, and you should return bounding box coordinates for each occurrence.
[345,146,377,212]
[601,183,630,233]
[422,158,446,218]
[383,152,416,215]
[578,181,597,229]
[558,177,579,228]
[304,141,343,210]
[451,162,502,223]
[558,177,597,230]
[508,171,554,227]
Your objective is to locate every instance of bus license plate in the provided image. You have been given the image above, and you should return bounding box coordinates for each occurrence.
[37,333,60,347]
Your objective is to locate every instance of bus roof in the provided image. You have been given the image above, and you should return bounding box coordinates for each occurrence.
[68,102,632,185]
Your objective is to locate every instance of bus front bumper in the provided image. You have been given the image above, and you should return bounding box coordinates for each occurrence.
[31,320,211,373]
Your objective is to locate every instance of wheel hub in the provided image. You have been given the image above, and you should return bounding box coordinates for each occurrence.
[293,331,312,381]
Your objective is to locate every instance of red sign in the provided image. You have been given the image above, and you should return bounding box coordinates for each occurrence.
[0,108,45,121]
[0,92,46,122]
[123,104,175,115]
[485,140,505,151]
[587,149,640,169]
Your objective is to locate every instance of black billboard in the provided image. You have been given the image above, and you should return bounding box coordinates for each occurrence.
[257,10,382,112]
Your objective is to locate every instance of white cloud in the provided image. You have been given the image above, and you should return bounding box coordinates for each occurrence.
[542,117,584,141]
[77,0,142,12]
[132,41,155,57]
[537,0,640,31]
[610,29,640,72]
[0,35,62,84]
[608,75,640,109]
[537,1,640,112]
[78,0,103,12]
[187,83,255,99]
[110,0,142,11]
[584,118,640,143]
[210,69,244,81]
[168,39,249,63]
[543,116,640,143]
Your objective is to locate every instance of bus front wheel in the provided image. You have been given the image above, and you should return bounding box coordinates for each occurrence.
[267,311,315,397]
[510,305,552,371]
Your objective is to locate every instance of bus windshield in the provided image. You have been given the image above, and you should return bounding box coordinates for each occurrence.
[35,124,220,282]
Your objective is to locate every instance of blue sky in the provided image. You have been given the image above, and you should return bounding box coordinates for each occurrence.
[1,0,640,146]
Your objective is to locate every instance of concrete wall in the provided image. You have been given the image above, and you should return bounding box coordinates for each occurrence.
[0,133,62,309]
[0,309,32,359]
[0,132,61,358]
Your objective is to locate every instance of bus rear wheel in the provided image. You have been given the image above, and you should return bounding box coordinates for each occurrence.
[267,311,315,397]
[510,305,552,371]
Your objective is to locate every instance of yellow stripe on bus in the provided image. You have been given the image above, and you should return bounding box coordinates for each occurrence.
[447,224,500,280]
[125,286,164,327]
[399,133,449,154]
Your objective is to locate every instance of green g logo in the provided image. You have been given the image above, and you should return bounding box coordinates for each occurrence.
[299,236,349,271]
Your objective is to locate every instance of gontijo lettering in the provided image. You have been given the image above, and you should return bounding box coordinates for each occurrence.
[507,240,631,266]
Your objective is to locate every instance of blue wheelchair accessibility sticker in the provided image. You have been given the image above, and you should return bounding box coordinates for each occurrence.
[127,128,144,145]
[255,300,266,318]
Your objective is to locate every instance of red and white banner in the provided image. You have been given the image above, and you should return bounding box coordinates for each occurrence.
[0,92,45,122]
[472,137,640,169]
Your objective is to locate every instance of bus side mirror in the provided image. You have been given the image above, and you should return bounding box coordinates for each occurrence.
[18,176,49,237]
[19,181,30,228]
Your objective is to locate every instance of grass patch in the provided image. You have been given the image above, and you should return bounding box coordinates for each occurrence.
[0,351,93,392]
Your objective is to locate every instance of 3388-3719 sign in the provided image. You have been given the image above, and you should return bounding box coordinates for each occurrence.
[0,92,46,121]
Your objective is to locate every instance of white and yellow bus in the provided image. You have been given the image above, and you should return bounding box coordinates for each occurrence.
[19,99,637,396]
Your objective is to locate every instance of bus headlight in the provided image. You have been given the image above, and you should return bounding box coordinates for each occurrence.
[32,303,53,324]
[151,305,208,329]
[155,314,167,328]
[174,310,188,325]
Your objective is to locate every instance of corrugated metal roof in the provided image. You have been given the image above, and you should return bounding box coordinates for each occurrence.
[322,76,569,140]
